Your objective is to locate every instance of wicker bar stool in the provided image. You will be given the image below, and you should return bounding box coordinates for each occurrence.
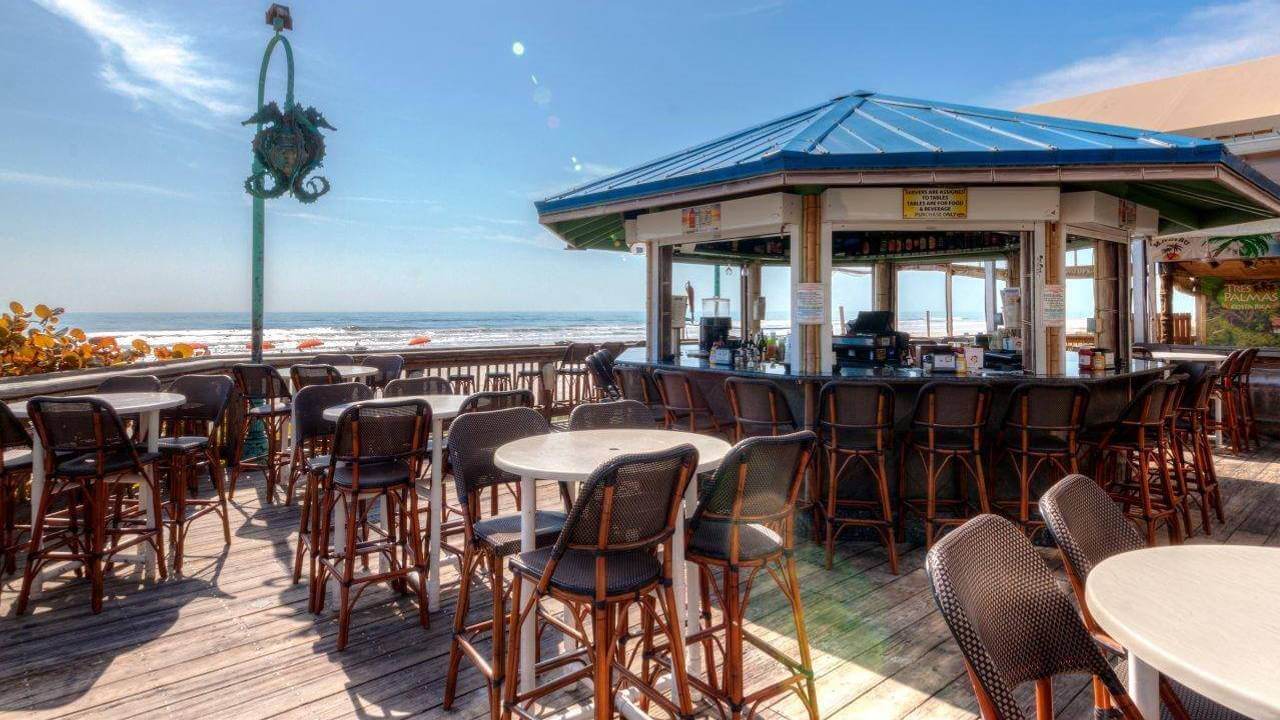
[1083,376,1184,544]
[601,341,626,358]
[364,354,404,390]
[18,397,166,614]
[97,374,161,393]
[1234,347,1260,450]
[1040,475,1250,720]
[291,363,342,389]
[568,399,656,430]
[654,368,724,435]
[898,381,993,548]
[725,376,796,441]
[1172,365,1224,535]
[385,376,453,396]
[157,375,235,574]
[503,445,698,720]
[988,383,1089,538]
[684,432,820,720]
[313,398,432,650]
[230,363,293,501]
[0,403,33,577]
[484,367,513,390]
[585,351,620,401]
[442,407,565,717]
[552,342,597,412]
[448,371,477,395]
[614,365,665,425]
[816,381,897,572]
[312,353,354,366]
[289,382,374,603]
[925,514,1146,719]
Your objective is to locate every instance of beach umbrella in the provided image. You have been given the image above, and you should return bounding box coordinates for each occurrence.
[246,340,276,351]
[408,335,431,346]
[297,338,323,350]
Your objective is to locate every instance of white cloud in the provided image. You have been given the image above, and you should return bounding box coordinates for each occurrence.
[0,168,191,198]
[34,0,243,120]
[996,0,1280,108]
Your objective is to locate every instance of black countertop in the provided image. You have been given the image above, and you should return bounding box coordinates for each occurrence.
[615,348,1168,385]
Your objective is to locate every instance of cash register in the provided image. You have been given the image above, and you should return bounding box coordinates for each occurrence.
[833,311,908,368]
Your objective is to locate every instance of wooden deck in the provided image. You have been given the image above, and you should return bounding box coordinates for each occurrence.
[2,442,1277,719]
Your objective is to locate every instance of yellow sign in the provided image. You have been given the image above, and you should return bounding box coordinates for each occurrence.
[902,187,968,219]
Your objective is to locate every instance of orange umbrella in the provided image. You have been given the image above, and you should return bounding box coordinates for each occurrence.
[297,338,323,350]
[246,340,276,350]
[408,335,431,346]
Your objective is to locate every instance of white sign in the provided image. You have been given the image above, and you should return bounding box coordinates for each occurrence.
[1042,284,1065,328]
[795,283,826,325]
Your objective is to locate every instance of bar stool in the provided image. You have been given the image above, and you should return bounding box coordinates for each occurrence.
[1083,376,1184,545]
[1172,365,1224,535]
[725,376,796,440]
[552,342,597,412]
[1234,347,1260,450]
[364,354,404,390]
[484,367,513,390]
[442,407,565,718]
[898,381,993,549]
[230,363,292,501]
[503,445,698,720]
[614,365,665,425]
[585,350,620,400]
[18,397,166,614]
[313,398,431,650]
[988,382,1089,539]
[290,363,342,389]
[685,432,820,720]
[157,374,235,574]
[568,399,656,430]
[448,371,477,395]
[0,403,33,577]
[289,383,373,602]
[654,368,724,435]
[1211,349,1245,452]
[816,381,897,572]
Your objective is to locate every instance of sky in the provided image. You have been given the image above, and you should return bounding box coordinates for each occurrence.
[3,0,1277,317]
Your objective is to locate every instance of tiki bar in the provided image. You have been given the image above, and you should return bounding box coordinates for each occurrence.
[10,14,1280,718]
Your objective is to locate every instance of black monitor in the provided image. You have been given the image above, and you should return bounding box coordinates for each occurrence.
[849,311,894,335]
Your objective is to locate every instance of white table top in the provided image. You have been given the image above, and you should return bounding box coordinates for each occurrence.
[1087,545,1280,720]
[333,365,378,378]
[1145,351,1229,363]
[321,393,466,422]
[494,428,731,482]
[6,391,186,420]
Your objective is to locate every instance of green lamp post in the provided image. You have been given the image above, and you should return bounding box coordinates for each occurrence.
[243,4,335,362]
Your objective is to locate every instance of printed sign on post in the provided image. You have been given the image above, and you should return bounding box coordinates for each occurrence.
[902,187,968,219]
[795,283,826,325]
[1042,284,1066,328]
[681,203,721,235]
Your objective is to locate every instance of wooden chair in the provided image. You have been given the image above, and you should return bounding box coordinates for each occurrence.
[614,365,665,425]
[313,398,431,650]
[568,399,656,430]
[988,383,1089,539]
[817,381,898,573]
[552,342,597,412]
[503,445,698,720]
[18,397,167,614]
[442,407,565,718]
[685,432,820,719]
[898,381,993,548]
[724,376,796,441]
[290,363,342,389]
[926,514,1146,719]
[1173,366,1225,535]
[385,375,453,396]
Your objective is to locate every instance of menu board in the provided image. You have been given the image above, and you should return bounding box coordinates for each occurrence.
[1042,284,1065,328]
[795,283,826,325]
[902,187,968,219]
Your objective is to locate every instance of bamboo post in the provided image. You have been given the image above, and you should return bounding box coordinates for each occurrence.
[1044,222,1066,375]
[1094,240,1120,352]
[801,194,822,374]
[944,265,954,337]
[1160,263,1175,343]
[873,261,895,312]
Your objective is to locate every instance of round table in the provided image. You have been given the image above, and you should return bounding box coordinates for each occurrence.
[7,391,186,587]
[321,393,465,610]
[331,365,378,380]
[494,428,731,701]
[1087,545,1280,720]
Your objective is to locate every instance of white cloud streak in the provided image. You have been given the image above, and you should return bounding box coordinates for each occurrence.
[0,168,191,198]
[33,0,244,120]
[996,0,1280,108]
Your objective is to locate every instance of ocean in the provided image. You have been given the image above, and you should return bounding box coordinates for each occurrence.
[58,310,1028,355]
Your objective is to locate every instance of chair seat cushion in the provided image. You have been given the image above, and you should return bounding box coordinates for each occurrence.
[909,429,979,451]
[157,436,210,453]
[248,400,291,416]
[688,519,782,562]
[472,511,567,556]
[56,450,159,477]
[511,546,661,596]
[1,451,33,472]
[331,460,413,489]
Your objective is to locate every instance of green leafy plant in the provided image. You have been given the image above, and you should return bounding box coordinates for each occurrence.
[0,301,152,376]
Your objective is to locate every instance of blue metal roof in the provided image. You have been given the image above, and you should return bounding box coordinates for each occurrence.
[535,91,1248,216]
